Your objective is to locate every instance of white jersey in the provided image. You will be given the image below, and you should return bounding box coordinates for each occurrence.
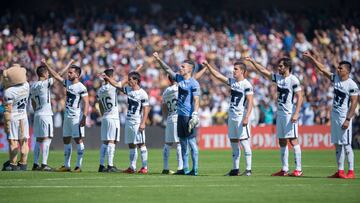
[123,86,149,124]
[330,74,359,116]
[227,78,253,118]
[4,82,30,120]
[96,83,119,119]
[162,84,178,122]
[271,74,301,116]
[63,80,88,118]
[30,78,54,116]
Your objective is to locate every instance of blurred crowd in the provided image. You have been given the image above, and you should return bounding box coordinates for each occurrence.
[0,6,359,140]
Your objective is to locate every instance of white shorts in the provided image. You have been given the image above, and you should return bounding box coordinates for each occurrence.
[101,118,120,142]
[276,114,298,139]
[33,115,53,138]
[63,117,85,138]
[165,120,179,143]
[124,121,145,144]
[8,118,29,140]
[228,117,251,140]
[331,112,352,145]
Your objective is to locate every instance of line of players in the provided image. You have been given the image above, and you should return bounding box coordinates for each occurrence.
[2,51,358,178]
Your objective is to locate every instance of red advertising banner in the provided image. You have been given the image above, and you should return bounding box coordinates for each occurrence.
[198,125,333,150]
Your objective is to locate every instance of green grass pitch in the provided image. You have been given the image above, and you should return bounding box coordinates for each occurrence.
[0,149,359,203]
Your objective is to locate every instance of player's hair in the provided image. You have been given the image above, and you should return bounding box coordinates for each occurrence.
[36,65,48,77]
[168,75,175,83]
[183,59,195,69]
[278,57,292,72]
[339,61,352,72]
[234,61,247,72]
[104,69,114,77]
[70,65,81,76]
[128,71,141,84]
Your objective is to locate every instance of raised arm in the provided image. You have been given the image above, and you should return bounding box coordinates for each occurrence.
[302,52,332,80]
[153,52,176,79]
[194,65,208,80]
[244,57,272,80]
[135,64,143,72]
[41,59,65,83]
[100,73,124,89]
[202,61,228,84]
[59,59,75,76]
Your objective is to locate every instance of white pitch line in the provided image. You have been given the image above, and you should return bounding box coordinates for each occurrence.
[0,184,355,189]
[1,177,108,182]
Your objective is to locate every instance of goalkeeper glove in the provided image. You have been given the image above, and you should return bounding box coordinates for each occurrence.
[188,112,199,133]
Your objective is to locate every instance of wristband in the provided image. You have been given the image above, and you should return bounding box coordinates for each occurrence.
[346,118,351,121]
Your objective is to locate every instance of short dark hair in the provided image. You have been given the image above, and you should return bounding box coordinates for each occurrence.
[168,75,174,83]
[234,61,247,72]
[36,65,47,77]
[339,61,352,72]
[70,65,81,76]
[183,59,195,69]
[128,71,141,84]
[104,69,114,77]
[278,57,292,72]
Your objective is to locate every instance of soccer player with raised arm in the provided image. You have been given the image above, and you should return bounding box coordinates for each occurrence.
[102,66,150,174]
[43,60,89,172]
[153,52,201,176]
[203,61,254,176]
[30,60,74,171]
[245,56,303,177]
[303,52,358,179]
[161,68,207,175]
[96,68,121,172]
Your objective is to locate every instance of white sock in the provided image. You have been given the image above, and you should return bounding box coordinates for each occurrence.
[107,143,115,167]
[280,146,289,172]
[34,141,41,165]
[41,139,51,165]
[344,144,354,171]
[240,139,252,170]
[140,146,148,169]
[293,144,302,171]
[129,148,138,170]
[176,143,183,170]
[99,144,107,166]
[163,144,170,170]
[76,143,85,168]
[230,142,240,170]
[64,144,72,168]
[336,144,345,170]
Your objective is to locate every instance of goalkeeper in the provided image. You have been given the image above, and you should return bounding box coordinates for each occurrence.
[153,52,201,176]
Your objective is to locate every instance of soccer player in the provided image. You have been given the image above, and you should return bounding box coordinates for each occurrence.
[203,60,254,176]
[245,56,303,177]
[161,76,183,174]
[303,52,358,179]
[96,68,121,172]
[102,68,150,174]
[43,60,89,172]
[161,69,207,175]
[30,60,73,171]
[2,66,30,171]
[153,52,201,176]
